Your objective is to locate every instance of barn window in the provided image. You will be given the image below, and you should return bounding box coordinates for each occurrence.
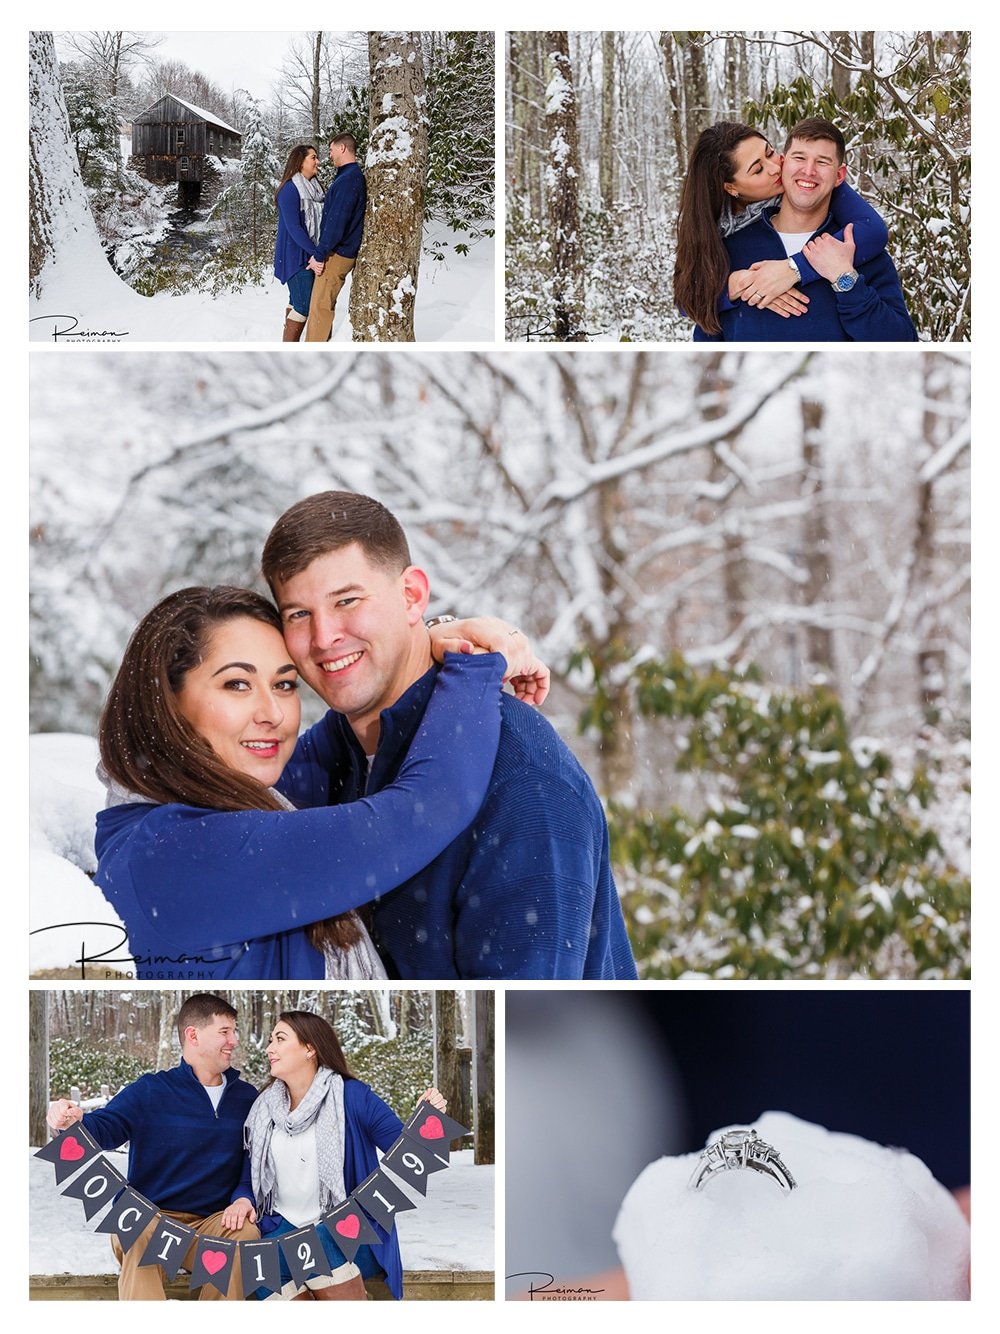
[176,128,186,148]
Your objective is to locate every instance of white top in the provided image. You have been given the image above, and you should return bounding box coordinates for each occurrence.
[773,229,813,257]
[204,1082,226,1112]
[270,1124,322,1226]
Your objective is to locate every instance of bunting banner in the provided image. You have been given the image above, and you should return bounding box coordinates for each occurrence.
[35,1102,471,1298]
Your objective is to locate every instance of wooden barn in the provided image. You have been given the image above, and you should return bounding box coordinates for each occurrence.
[130,95,241,187]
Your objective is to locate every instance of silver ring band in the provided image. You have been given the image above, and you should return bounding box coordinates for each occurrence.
[688,1128,797,1193]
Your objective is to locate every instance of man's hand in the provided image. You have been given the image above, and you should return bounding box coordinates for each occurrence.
[418,1086,447,1111]
[429,616,550,707]
[307,256,325,275]
[221,1197,257,1231]
[802,222,856,282]
[47,1098,84,1131]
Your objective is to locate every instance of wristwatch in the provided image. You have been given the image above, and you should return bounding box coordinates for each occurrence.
[831,269,859,292]
[787,256,800,275]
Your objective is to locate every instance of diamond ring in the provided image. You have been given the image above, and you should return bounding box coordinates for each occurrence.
[688,1128,797,1193]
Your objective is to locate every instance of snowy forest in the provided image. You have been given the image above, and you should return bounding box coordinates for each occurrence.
[506,31,970,342]
[28,989,492,1158]
[29,30,494,341]
[29,349,970,979]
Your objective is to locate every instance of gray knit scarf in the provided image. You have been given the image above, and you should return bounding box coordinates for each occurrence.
[290,171,326,244]
[245,1065,347,1217]
[719,192,781,238]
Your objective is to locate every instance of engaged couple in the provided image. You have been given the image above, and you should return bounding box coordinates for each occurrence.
[93,491,638,982]
[46,993,444,1300]
[274,134,366,342]
[674,116,917,341]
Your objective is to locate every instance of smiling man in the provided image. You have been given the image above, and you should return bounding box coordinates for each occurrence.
[263,491,637,981]
[695,117,918,342]
[46,994,259,1300]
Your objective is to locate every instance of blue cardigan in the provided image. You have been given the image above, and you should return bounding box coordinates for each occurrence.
[258,1079,407,1299]
[80,1061,258,1215]
[694,202,917,341]
[274,179,320,284]
[93,654,503,980]
[278,667,639,980]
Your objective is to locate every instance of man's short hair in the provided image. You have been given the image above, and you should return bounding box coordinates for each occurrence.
[783,117,846,165]
[176,994,236,1046]
[262,491,411,589]
[331,132,357,154]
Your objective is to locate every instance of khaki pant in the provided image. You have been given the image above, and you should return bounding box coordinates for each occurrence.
[305,255,356,341]
[111,1208,259,1300]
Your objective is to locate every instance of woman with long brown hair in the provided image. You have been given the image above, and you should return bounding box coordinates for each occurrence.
[94,585,546,980]
[228,1010,443,1300]
[673,121,888,336]
[274,144,325,341]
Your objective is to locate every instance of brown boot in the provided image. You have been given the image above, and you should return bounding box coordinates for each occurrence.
[282,315,305,342]
[312,1274,368,1300]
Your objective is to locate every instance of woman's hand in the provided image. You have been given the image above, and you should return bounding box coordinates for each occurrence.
[221,1197,257,1231]
[428,616,551,707]
[418,1086,447,1112]
[762,290,810,318]
[741,258,805,309]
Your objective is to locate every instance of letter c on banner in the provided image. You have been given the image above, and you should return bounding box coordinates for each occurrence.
[116,1206,142,1233]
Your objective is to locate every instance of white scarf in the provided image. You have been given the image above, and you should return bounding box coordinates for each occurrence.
[245,1066,346,1217]
[291,171,326,244]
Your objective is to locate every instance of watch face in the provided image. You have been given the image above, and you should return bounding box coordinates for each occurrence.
[835,271,858,292]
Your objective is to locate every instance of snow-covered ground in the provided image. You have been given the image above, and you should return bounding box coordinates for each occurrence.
[30,1148,493,1276]
[29,219,495,344]
[30,734,128,974]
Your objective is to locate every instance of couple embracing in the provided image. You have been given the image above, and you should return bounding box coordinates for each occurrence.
[94,491,637,982]
[674,115,919,341]
[274,135,365,342]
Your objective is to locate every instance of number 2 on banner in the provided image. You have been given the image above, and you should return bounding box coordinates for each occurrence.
[298,1241,315,1269]
[402,1152,425,1175]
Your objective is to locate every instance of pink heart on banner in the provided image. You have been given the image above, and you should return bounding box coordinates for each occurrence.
[59,1136,85,1162]
[202,1250,228,1276]
[335,1215,360,1240]
[419,1115,445,1140]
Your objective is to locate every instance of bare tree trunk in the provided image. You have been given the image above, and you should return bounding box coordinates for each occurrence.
[29,992,50,1145]
[658,32,687,169]
[544,32,585,341]
[830,32,853,102]
[682,36,710,163]
[434,992,463,1151]
[916,358,946,725]
[349,32,428,342]
[473,991,494,1165]
[156,993,178,1070]
[800,396,836,678]
[311,32,323,141]
[599,32,615,210]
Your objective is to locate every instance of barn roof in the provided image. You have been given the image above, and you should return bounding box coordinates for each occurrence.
[134,94,241,136]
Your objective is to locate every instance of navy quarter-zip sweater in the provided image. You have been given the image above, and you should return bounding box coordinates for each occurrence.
[694,203,918,342]
[80,1061,258,1215]
[279,665,638,980]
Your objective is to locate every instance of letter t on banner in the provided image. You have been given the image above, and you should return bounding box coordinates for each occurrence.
[139,1217,198,1279]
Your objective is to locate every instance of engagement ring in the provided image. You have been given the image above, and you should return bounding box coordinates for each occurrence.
[688,1128,797,1193]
